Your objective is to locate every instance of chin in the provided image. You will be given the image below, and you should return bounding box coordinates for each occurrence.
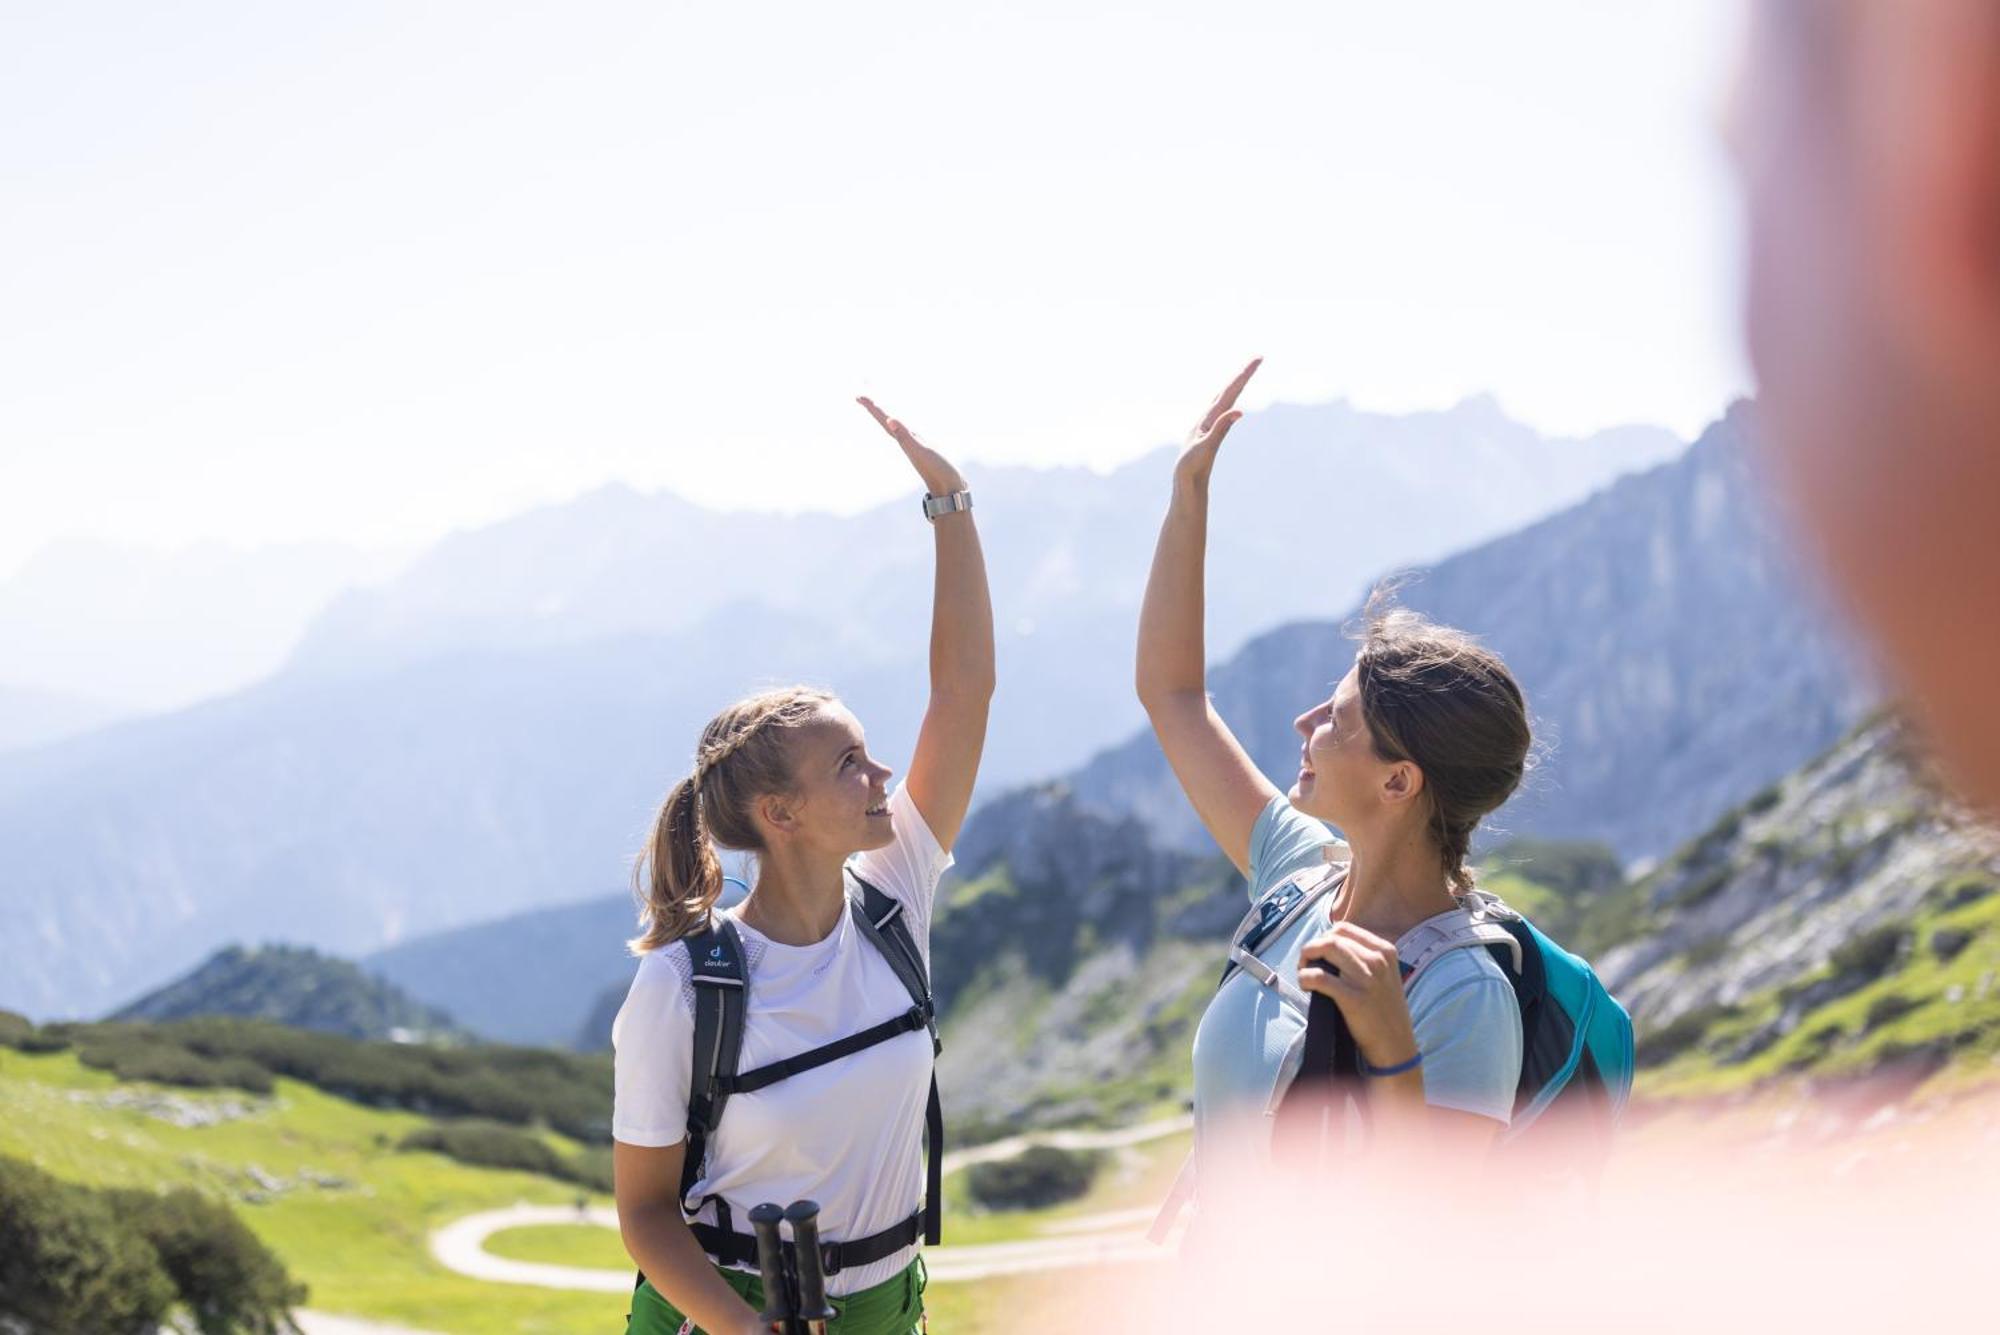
[860,813,897,850]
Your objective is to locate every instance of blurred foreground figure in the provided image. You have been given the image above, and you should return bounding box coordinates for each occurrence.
[1738,0,2000,813]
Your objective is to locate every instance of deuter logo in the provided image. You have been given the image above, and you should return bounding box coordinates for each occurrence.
[709,945,725,961]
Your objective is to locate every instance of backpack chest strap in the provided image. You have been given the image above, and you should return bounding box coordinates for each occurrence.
[716,1004,933,1095]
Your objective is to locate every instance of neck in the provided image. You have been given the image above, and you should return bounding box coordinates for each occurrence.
[1334,825,1460,941]
[738,844,850,945]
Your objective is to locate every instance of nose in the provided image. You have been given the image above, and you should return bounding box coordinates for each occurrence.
[1294,708,1313,739]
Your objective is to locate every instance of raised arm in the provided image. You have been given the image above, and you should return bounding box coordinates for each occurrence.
[859,397,995,851]
[1135,359,1280,877]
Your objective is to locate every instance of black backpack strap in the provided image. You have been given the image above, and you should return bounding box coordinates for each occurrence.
[690,1207,925,1279]
[678,917,748,1217]
[847,871,944,1247]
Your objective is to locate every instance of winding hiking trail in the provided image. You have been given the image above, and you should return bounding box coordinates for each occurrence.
[426,1114,1191,1292]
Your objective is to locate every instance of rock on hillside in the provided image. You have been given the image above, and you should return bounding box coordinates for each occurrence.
[111,944,461,1042]
[1594,714,2000,1088]
[1067,402,1874,861]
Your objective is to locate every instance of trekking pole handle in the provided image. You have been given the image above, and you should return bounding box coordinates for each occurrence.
[748,1203,800,1333]
[784,1200,838,1332]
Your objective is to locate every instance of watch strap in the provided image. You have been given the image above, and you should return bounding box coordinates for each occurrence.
[921,490,973,521]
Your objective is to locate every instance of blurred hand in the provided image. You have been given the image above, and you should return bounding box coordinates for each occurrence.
[1174,357,1261,485]
[857,397,968,497]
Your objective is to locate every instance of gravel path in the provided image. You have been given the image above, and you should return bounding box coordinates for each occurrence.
[293,1311,451,1335]
[418,1117,1191,1296]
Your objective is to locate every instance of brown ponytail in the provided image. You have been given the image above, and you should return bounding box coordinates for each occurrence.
[629,685,836,954]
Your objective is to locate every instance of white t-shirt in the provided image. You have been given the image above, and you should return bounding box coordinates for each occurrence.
[612,782,953,1296]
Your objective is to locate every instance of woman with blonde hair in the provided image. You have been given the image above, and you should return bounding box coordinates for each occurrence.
[613,399,993,1335]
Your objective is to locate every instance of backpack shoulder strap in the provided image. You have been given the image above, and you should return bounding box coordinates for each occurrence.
[1399,904,1524,985]
[678,916,748,1216]
[1219,862,1345,992]
[846,871,935,1032]
[846,869,945,1248]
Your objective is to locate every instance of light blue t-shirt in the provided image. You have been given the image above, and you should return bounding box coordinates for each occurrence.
[1190,796,1523,1162]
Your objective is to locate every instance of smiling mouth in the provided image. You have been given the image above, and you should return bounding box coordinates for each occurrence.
[865,800,889,817]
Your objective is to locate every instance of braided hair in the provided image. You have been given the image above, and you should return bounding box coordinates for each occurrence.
[629,686,836,954]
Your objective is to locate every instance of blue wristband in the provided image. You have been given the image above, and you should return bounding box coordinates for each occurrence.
[1363,1050,1423,1078]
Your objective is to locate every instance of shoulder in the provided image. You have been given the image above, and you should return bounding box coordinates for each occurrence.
[1407,948,1520,1034]
[614,943,697,1040]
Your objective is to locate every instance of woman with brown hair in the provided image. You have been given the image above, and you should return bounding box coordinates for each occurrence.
[1137,360,1534,1215]
[612,399,993,1335]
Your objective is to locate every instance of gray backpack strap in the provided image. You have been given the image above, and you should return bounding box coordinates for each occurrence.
[846,871,937,1048]
[1399,906,1523,985]
[846,869,944,1248]
[1220,862,1346,995]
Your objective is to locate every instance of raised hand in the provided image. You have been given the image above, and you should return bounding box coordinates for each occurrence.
[1176,357,1262,482]
[857,397,968,498]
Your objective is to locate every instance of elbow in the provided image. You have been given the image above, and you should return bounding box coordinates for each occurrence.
[934,675,995,710]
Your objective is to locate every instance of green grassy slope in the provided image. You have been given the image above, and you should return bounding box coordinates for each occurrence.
[0,1048,615,1334]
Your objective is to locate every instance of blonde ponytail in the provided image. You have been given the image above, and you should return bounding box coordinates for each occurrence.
[629,685,837,954]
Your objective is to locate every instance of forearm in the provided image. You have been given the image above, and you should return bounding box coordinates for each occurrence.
[928,511,996,702]
[1137,471,1214,703]
[623,1204,763,1335]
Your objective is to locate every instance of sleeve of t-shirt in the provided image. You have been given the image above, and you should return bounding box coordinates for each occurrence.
[1410,972,1524,1125]
[610,953,694,1148]
[1245,794,1344,902]
[847,781,955,956]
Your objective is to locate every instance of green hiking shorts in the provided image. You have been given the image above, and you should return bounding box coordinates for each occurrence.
[626,1256,926,1335]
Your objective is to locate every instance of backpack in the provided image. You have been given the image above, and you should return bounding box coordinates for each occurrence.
[1151,863,1634,1238]
[638,869,944,1293]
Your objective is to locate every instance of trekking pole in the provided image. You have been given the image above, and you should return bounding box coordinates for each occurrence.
[783,1200,838,1335]
[749,1202,804,1334]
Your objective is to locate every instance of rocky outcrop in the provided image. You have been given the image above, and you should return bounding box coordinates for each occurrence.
[1598,715,2000,1040]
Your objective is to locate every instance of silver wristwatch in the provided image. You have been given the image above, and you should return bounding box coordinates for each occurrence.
[921,489,973,522]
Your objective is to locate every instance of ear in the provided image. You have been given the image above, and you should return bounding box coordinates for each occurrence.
[756,792,799,839]
[1381,761,1425,807]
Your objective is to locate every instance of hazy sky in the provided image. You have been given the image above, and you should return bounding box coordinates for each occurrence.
[1,0,1748,578]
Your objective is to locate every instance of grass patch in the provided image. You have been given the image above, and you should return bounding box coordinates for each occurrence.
[483,1222,631,1270]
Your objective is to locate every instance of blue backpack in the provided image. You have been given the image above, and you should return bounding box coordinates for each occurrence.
[1241,868,1633,1138]
[1153,868,1633,1238]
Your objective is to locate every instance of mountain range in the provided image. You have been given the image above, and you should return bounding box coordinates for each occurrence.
[374,403,1875,1057]
[0,396,1679,1021]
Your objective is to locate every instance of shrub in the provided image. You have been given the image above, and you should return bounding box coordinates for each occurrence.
[400,1121,613,1193]
[0,1156,177,1335]
[0,1010,70,1055]
[74,1036,274,1097]
[1634,1003,1734,1069]
[1929,928,1975,963]
[1862,993,1924,1032]
[1829,922,1912,981]
[964,1145,1103,1212]
[400,1121,567,1178]
[107,1187,306,1334]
